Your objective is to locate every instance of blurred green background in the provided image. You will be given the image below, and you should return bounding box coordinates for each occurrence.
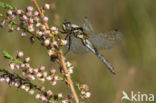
[0,0,156,103]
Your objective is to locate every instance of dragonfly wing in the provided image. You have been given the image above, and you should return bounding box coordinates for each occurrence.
[90,30,122,49]
[66,37,90,54]
[82,17,94,32]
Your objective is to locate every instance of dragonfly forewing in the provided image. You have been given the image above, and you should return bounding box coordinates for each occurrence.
[90,30,122,50]
[82,17,94,33]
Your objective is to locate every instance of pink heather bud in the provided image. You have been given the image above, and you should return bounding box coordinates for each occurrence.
[21,32,27,37]
[15,82,20,87]
[7,10,13,15]
[50,26,57,31]
[25,86,30,92]
[58,93,62,98]
[68,67,73,74]
[50,41,58,47]
[40,65,45,71]
[0,77,5,82]
[15,64,20,70]
[54,75,58,80]
[25,57,30,62]
[44,39,50,46]
[86,92,91,98]
[40,86,45,92]
[33,11,39,16]
[66,62,71,67]
[35,94,41,99]
[17,51,24,58]
[54,30,58,34]
[40,25,46,30]
[5,77,10,83]
[28,18,34,24]
[9,63,15,70]
[45,30,50,35]
[28,68,33,73]
[40,95,47,101]
[40,78,45,82]
[36,22,41,27]
[11,14,16,18]
[43,4,50,10]
[43,72,47,77]
[21,15,28,21]
[21,85,26,89]
[25,63,30,68]
[81,91,85,95]
[16,9,22,15]
[34,17,39,23]
[36,72,42,78]
[26,11,32,17]
[47,49,55,56]
[46,76,52,80]
[20,64,25,68]
[65,73,70,77]
[28,75,35,80]
[43,16,48,23]
[51,81,56,86]
[28,25,34,32]
[50,68,56,74]
[53,41,57,46]
[22,72,26,76]
[62,99,68,103]
[16,27,20,31]
[8,27,14,32]
[80,84,89,91]
[9,81,15,87]
[31,76,35,80]
[36,30,43,36]
[0,21,5,28]
[47,90,53,96]
[34,68,39,73]
[60,40,67,46]
[27,6,34,12]
[29,90,35,95]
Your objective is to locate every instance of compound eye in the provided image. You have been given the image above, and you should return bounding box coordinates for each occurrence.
[63,20,71,25]
[67,23,71,27]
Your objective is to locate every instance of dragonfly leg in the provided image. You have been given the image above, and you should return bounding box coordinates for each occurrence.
[59,30,67,34]
[64,36,72,55]
[65,34,69,40]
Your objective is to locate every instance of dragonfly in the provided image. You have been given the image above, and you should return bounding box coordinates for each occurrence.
[60,18,122,74]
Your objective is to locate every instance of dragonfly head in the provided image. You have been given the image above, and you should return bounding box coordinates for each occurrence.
[62,20,72,32]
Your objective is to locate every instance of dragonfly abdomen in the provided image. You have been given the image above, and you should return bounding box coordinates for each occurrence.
[96,53,116,74]
[83,38,116,74]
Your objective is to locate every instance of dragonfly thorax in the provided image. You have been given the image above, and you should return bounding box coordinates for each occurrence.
[71,24,79,28]
[62,20,87,38]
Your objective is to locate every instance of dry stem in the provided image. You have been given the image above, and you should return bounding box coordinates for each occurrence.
[32,0,79,103]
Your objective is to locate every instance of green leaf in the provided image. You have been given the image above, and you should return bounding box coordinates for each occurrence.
[2,50,14,60]
[0,2,15,10]
[51,100,55,103]
[2,50,22,64]
[0,69,8,73]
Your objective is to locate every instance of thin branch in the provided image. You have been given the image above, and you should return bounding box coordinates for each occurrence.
[32,0,49,29]
[32,0,80,103]
[0,15,38,38]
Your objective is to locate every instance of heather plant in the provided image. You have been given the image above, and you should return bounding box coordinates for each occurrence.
[0,1,91,103]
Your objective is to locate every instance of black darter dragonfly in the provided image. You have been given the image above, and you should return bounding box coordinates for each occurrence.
[60,18,122,74]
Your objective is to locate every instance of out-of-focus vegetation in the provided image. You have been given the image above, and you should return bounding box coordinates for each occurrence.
[0,0,156,103]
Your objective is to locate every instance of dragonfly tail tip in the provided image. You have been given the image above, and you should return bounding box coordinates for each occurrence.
[111,70,116,75]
